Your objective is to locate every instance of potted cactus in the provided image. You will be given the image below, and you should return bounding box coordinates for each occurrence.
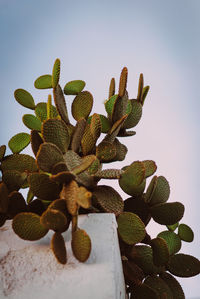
[0,59,199,298]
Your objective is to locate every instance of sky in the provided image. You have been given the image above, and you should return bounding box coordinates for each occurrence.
[0,0,200,297]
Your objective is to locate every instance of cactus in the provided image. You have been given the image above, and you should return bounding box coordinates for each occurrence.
[0,59,199,298]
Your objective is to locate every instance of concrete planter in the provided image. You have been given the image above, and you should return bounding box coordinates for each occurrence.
[0,213,126,299]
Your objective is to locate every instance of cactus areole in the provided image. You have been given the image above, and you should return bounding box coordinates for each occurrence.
[0,59,199,298]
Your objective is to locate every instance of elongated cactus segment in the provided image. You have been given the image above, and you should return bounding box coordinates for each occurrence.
[53,84,69,124]
[12,212,48,241]
[64,80,86,95]
[52,58,60,88]
[109,77,115,99]
[60,181,79,216]
[118,67,128,97]
[112,92,130,124]
[30,130,43,157]
[90,113,101,139]
[71,228,91,262]
[141,85,150,106]
[104,94,118,119]
[23,114,42,131]
[94,168,123,179]
[34,74,52,89]
[157,230,182,255]
[76,186,92,209]
[178,223,194,242]
[137,73,144,103]
[14,89,35,109]
[72,91,93,121]
[150,202,185,225]
[51,232,67,264]
[167,254,200,277]
[0,145,6,161]
[71,155,96,175]
[81,124,96,156]
[71,118,87,152]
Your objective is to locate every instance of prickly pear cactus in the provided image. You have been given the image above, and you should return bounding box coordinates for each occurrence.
[0,59,199,298]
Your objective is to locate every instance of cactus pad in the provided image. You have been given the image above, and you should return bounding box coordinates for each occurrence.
[159,272,185,299]
[7,191,27,218]
[150,202,185,225]
[50,171,75,184]
[23,114,42,131]
[122,100,142,129]
[34,74,52,89]
[167,222,179,232]
[52,58,60,88]
[104,94,118,118]
[122,259,145,285]
[76,186,92,209]
[167,254,200,277]
[71,118,87,152]
[142,160,157,178]
[90,113,101,139]
[53,84,69,124]
[94,169,123,179]
[14,89,35,109]
[72,155,96,175]
[141,85,150,106]
[157,230,182,255]
[71,228,91,262]
[35,102,58,122]
[30,130,43,157]
[51,232,67,264]
[8,133,30,154]
[64,80,86,95]
[137,73,144,103]
[40,208,67,232]
[89,114,111,133]
[124,197,151,225]
[151,237,169,266]
[117,212,146,245]
[0,182,9,213]
[51,161,68,174]
[96,141,116,162]
[12,212,48,241]
[178,223,194,242]
[60,181,79,215]
[144,275,173,299]
[131,284,159,299]
[148,176,170,206]
[2,170,27,192]
[28,199,45,216]
[1,154,37,173]
[72,91,93,121]
[118,67,128,97]
[0,145,6,161]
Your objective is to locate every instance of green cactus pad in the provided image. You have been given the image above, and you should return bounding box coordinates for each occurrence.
[76,186,92,209]
[40,208,67,232]
[124,197,151,225]
[72,155,96,175]
[0,145,6,161]
[119,161,145,196]
[178,224,194,242]
[131,284,159,299]
[71,118,87,152]
[81,124,96,156]
[150,202,185,225]
[167,254,200,277]
[60,180,78,215]
[113,138,128,161]
[51,232,67,264]
[159,272,185,299]
[7,191,27,218]
[109,77,115,98]
[127,245,163,275]
[88,114,111,134]
[92,185,124,216]
[157,230,182,255]
[51,162,68,174]
[148,176,170,206]
[122,259,145,285]
[48,199,67,214]
[2,170,27,192]
[52,58,60,88]
[144,175,157,203]
[71,228,91,262]
[86,157,101,175]
[144,275,173,299]
[1,154,37,173]
[8,133,30,154]
[36,142,64,173]
[104,114,128,143]
[34,74,52,89]
[117,212,146,245]
[112,93,130,124]
[96,141,117,162]
[14,89,35,109]
[53,84,69,124]
[137,73,144,103]
[35,102,58,122]
[28,173,60,200]
[94,169,123,179]
[0,182,9,213]
[12,212,48,241]
[64,80,86,95]
[30,130,44,157]
[151,237,169,266]
[28,199,45,216]
[90,113,101,139]
[50,171,75,184]
[142,160,157,178]
[23,114,42,131]
[42,119,70,153]
[118,67,128,97]
[167,222,179,232]
[141,85,150,106]
[122,100,142,129]
[72,91,93,121]
[104,94,118,118]
[63,150,82,170]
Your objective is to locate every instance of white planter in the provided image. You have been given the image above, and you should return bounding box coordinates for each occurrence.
[0,213,126,299]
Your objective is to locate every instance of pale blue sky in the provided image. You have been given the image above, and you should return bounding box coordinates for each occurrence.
[0,0,200,297]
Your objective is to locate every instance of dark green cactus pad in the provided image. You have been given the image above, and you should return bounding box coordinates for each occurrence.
[117,212,146,245]
[119,161,145,196]
[28,199,45,216]
[104,94,118,118]
[144,275,173,299]
[113,138,128,161]
[137,73,144,103]
[30,130,44,157]
[48,199,68,215]
[12,212,48,241]
[52,58,60,88]
[63,150,82,170]
[148,176,170,206]
[141,85,150,106]
[28,173,60,200]
[64,80,86,95]
[42,119,70,153]
[159,272,185,299]
[40,208,67,232]
[0,145,6,161]
[109,77,115,99]
[151,237,169,266]
[178,223,194,242]
[35,102,58,122]
[71,118,87,152]
[144,175,157,203]
[96,141,117,162]
[2,170,27,192]
[127,245,164,275]
[92,185,124,216]
[8,133,30,154]
[60,180,78,215]
[123,197,151,225]
[103,114,128,143]
[90,113,101,139]
[122,259,145,285]
[118,67,128,97]
[53,84,69,124]
[122,100,142,129]
[7,191,27,218]
[81,124,96,155]
[0,182,9,213]
[150,202,185,225]
[167,254,200,277]
[117,129,136,137]
[51,232,67,264]
[72,155,96,175]
[50,171,75,184]
[86,156,101,175]
[93,169,123,179]
[72,91,93,121]
[112,93,130,124]
[131,284,159,299]
[51,161,68,174]
[23,114,42,131]
[71,228,91,262]
[76,186,92,209]
[34,74,52,89]
[1,154,37,173]
[36,142,64,173]
[142,160,157,178]
[0,213,7,227]
[14,89,35,110]
[88,114,111,134]
[157,230,182,255]
[167,222,179,232]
